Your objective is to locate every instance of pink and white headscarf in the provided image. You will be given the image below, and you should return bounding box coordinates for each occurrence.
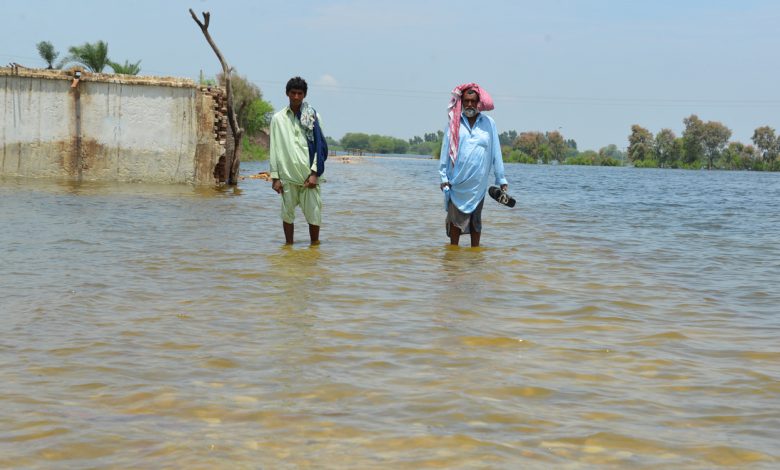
[447,82,495,165]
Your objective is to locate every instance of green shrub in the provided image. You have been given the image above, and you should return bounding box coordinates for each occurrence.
[241,136,269,161]
[506,149,535,163]
[633,159,659,168]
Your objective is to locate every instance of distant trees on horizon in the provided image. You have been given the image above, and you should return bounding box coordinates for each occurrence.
[628,115,779,171]
[329,115,779,171]
[330,128,625,167]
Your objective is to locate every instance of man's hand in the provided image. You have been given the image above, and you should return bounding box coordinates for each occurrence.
[303,173,318,188]
[272,179,283,194]
[440,182,451,191]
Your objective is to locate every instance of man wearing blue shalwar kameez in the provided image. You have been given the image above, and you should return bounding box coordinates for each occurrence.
[439,85,508,247]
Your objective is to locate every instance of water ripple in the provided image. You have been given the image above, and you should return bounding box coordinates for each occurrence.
[1,162,778,468]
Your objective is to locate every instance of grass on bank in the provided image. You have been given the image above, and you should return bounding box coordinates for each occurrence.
[241,136,268,161]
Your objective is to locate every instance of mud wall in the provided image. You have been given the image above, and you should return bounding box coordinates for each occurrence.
[0,67,224,184]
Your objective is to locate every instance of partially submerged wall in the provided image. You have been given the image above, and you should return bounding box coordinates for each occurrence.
[0,67,225,184]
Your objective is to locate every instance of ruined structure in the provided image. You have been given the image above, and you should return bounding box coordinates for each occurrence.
[0,66,227,185]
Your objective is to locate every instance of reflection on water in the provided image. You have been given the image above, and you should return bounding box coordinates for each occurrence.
[266,245,328,315]
[438,247,490,315]
[1,160,779,468]
[440,244,486,270]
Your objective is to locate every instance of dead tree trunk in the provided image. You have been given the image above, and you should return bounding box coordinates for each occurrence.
[189,9,243,185]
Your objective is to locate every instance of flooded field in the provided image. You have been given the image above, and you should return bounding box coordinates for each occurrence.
[1,157,778,468]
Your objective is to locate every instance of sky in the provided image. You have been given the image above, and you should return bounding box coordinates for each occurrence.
[2,0,779,151]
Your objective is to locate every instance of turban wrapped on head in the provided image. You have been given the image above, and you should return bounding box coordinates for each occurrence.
[447,83,494,165]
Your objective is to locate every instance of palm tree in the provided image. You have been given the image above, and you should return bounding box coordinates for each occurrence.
[36,41,59,69]
[109,60,141,75]
[61,41,110,73]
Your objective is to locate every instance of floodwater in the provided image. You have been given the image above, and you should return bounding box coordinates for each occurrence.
[1,157,778,469]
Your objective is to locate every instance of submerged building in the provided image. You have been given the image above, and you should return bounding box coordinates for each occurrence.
[0,66,229,185]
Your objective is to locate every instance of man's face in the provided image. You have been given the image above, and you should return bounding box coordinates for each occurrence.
[287,88,306,108]
[462,91,479,116]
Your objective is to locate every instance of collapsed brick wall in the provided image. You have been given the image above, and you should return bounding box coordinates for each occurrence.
[199,86,232,182]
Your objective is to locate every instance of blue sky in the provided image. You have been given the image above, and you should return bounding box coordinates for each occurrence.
[2,0,779,151]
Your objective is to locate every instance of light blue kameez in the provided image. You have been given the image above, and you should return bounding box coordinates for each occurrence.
[439,113,508,213]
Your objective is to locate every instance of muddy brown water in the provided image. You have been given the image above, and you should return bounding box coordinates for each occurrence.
[1,157,778,468]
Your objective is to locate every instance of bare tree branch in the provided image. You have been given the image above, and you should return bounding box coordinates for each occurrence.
[189,8,243,185]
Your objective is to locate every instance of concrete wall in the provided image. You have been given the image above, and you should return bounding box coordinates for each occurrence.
[0,67,224,184]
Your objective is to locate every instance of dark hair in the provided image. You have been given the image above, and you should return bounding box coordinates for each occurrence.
[286,76,308,95]
[463,88,480,102]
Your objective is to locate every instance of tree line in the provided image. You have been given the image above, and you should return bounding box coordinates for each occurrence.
[334,131,444,155]
[330,129,625,166]
[331,117,780,172]
[628,115,779,171]
[498,130,623,165]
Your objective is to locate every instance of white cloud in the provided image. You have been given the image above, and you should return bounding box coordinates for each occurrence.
[315,74,339,89]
